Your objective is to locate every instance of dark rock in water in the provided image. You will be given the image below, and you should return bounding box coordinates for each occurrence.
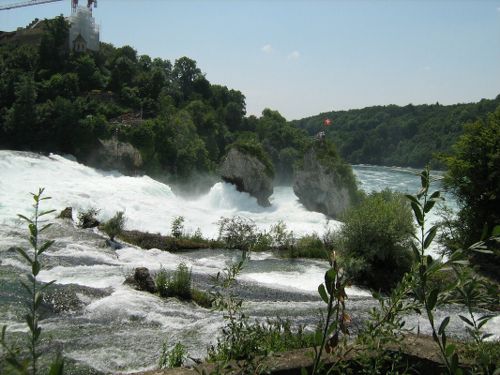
[105,239,123,250]
[293,145,358,218]
[58,207,73,220]
[125,267,157,293]
[219,147,273,207]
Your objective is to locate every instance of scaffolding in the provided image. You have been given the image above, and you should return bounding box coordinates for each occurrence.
[69,5,99,51]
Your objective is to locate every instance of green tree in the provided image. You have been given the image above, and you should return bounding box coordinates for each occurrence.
[441,108,500,278]
[339,189,415,291]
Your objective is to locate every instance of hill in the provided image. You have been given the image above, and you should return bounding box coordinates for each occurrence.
[292,96,500,168]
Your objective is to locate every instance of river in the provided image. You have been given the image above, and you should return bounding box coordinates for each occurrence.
[0,150,497,373]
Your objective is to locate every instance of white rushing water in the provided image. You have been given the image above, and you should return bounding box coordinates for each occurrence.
[0,150,496,373]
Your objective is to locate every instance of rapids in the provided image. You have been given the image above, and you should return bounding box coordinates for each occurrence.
[0,150,497,373]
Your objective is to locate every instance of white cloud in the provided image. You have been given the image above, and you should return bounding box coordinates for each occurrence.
[423,66,431,71]
[287,50,301,60]
[261,44,273,53]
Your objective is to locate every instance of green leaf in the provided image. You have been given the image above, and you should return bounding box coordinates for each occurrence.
[424,225,438,249]
[20,280,33,296]
[39,209,56,217]
[29,223,37,237]
[40,280,56,292]
[40,223,53,232]
[405,194,421,207]
[325,267,336,288]
[427,288,439,310]
[34,292,43,310]
[450,352,459,373]
[438,316,450,335]
[15,247,33,265]
[32,260,41,276]
[411,242,421,259]
[445,343,456,357]
[411,202,424,226]
[318,284,329,304]
[429,191,441,200]
[492,225,500,237]
[39,240,55,255]
[17,214,33,224]
[424,200,436,213]
[458,315,474,326]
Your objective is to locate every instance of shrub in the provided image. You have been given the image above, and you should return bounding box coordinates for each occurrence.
[102,211,125,240]
[217,216,257,254]
[77,207,100,228]
[269,220,295,250]
[155,263,192,300]
[158,341,187,369]
[339,189,414,291]
[291,234,327,259]
[170,216,185,238]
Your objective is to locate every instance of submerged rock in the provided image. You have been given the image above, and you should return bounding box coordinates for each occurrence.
[58,206,73,220]
[293,144,359,218]
[125,267,157,293]
[219,147,273,207]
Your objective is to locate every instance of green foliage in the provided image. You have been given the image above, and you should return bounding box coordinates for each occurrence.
[102,211,125,241]
[170,216,185,239]
[155,263,192,301]
[77,207,100,228]
[339,189,415,291]
[0,188,63,375]
[217,216,257,255]
[293,97,500,168]
[291,234,328,259]
[441,108,500,278]
[229,138,275,178]
[158,342,187,369]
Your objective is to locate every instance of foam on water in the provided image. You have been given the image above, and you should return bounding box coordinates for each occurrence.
[0,151,336,238]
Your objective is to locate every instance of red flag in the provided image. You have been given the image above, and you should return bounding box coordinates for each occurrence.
[323,118,332,126]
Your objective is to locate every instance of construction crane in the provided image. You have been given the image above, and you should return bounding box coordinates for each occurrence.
[0,0,97,13]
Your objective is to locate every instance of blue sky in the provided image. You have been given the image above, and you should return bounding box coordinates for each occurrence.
[1,0,500,120]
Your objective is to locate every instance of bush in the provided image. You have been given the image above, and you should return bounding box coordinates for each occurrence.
[170,216,185,238]
[102,211,125,240]
[291,234,328,259]
[339,189,415,291]
[217,216,258,253]
[158,342,187,369]
[155,263,192,300]
[77,207,100,228]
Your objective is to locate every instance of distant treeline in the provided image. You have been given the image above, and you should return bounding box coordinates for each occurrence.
[0,17,310,182]
[292,96,500,168]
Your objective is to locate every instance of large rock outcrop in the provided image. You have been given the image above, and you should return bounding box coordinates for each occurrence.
[293,145,358,218]
[89,136,143,172]
[219,147,273,207]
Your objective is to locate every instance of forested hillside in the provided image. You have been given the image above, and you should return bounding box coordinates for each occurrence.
[0,17,310,183]
[292,96,500,168]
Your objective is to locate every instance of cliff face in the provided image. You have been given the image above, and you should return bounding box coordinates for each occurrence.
[89,136,143,172]
[219,147,273,207]
[293,146,356,218]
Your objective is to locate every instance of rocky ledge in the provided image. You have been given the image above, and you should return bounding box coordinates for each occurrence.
[293,144,358,218]
[219,147,273,207]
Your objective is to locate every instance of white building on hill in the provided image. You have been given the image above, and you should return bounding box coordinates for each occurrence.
[69,6,99,52]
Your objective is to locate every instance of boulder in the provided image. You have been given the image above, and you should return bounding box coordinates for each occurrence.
[293,145,357,218]
[125,267,157,293]
[219,147,273,207]
[58,207,73,220]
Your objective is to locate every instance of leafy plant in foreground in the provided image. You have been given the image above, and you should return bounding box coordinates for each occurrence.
[158,341,187,369]
[0,188,63,375]
[406,167,466,374]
